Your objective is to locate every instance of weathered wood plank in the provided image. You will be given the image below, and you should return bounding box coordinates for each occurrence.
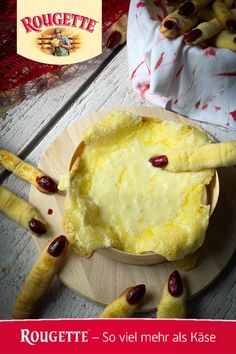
[0,48,115,159]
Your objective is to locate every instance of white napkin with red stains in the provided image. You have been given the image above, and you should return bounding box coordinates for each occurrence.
[127,0,236,130]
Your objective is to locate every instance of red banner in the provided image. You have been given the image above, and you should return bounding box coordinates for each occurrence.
[0,319,235,354]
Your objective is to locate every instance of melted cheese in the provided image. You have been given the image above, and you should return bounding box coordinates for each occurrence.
[60,112,214,261]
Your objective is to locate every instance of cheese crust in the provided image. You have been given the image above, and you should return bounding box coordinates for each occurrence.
[60,112,214,261]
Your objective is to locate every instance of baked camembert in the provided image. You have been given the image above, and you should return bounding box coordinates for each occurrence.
[59,112,215,261]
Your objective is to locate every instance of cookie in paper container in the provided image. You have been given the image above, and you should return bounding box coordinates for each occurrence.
[127,0,236,129]
[59,111,219,265]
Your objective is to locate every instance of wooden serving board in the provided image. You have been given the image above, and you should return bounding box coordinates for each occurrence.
[29,106,236,312]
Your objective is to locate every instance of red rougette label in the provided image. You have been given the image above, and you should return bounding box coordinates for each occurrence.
[0,319,235,354]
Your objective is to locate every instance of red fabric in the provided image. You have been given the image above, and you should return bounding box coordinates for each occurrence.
[102,0,130,32]
[0,0,130,92]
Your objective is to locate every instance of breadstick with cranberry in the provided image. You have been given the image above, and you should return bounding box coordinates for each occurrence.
[0,186,47,236]
[212,0,236,31]
[157,271,186,318]
[184,18,223,44]
[178,0,213,16]
[160,11,198,38]
[149,141,236,172]
[106,13,127,49]
[98,284,146,318]
[0,149,58,193]
[13,235,69,319]
[213,29,236,50]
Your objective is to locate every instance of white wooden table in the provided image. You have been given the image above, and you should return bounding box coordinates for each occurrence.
[0,46,236,320]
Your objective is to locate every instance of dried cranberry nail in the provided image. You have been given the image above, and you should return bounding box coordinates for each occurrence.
[184,29,202,43]
[36,176,58,193]
[225,19,236,32]
[164,20,177,30]
[178,2,195,16]
[149,155,168,168]
[126,284,146,305]
[29,219,47,235]
[168,271,183,297]
[106,31,122,49]
[47,235,67,257]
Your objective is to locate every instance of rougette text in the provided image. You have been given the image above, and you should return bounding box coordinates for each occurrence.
[21,13,98,33]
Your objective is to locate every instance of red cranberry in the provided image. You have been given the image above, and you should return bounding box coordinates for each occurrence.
[47,235,67,257]
[106,31,122,49]
[178,2,195,16]
[226,19,236,32]
[149,155,168,168]
[36,176,58,193]
[126,284,146,305]
[168,271,183,297]
[47,208,53,215]
[184,29,201,43]
[29,219,47,235]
